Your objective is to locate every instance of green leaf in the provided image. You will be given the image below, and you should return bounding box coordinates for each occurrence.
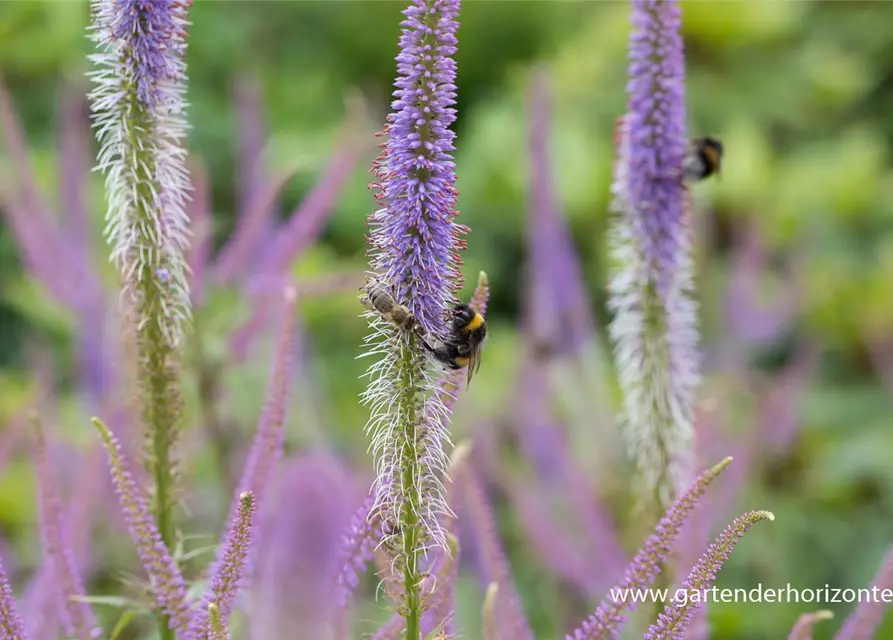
[109,611,139,640]
[69,595,147,612]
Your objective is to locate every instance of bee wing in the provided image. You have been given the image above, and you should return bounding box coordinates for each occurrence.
[465,344,483,388]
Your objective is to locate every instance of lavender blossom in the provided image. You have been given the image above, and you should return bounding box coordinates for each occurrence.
[252,111,364,286]
[192,492,257,639]
[566,457,732,640]
[788,610,833,640]
[361,2,465,638]
[644,510,775,640]
[32,415,100,640]
[0,552,28,640]
[213,168,297,284]
[0,75,96,313]
[91,418,191,636]
[834,543,893,640]
[607,0,699,508]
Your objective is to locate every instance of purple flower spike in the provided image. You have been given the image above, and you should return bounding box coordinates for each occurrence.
[0,552,28,640]
[252,455,357,640]
[644,510,774,640]
[834,543,893,640]
[192,492,257,639]
[458,462,533,640]
[234,286,298,507]
[367,0,466,336]
[361,0,466,612]
[361,4,466,636]
[332,494,383,612]
[608,0,699,508]
[527,67,594,354]
[788,610,833,640]
[32,415,101,640]
[91,418,192,636]
[566,457,732,640]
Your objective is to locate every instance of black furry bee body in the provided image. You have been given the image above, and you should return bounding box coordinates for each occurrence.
[683,136,723,182]
[420,303,487,387]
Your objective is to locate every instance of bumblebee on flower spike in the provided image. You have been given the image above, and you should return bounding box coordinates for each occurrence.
[683,136,723,183]
[419,303,487,388]
[361,277,487,387]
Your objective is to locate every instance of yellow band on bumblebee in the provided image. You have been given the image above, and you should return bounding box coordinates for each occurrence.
[454,356,470,368]
[465,313,484,332]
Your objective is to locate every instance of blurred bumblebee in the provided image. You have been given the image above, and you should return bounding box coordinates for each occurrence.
[360,279,416,332]
[420,303,487,388]
[683,136,723,183]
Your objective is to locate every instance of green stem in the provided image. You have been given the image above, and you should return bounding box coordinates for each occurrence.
[398,338,423,640]
[143,319,178,640]
[127,91,183,640]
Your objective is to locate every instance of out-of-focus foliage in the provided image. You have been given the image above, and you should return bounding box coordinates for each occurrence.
[1,2,893,639]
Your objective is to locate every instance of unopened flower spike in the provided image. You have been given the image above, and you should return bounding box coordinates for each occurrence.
[787,610,833,640]
[192,491,257,639]
[32,413,101,640]
[608,0,700,510]
[91,417,191,635]
[644,510,774,640]
[208,603,228,640]
[566,457,733,639]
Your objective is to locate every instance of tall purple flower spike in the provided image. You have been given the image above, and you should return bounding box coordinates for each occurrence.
[607,0,699,508]
[361,0,465,582]
[360,7,466,637]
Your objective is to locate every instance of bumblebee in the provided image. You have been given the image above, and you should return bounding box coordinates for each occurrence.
[420,303,487,388]
[360,279,417,332]
[683,136,723,183]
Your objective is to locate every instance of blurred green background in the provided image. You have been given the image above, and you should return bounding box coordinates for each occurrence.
[2,1,893,639]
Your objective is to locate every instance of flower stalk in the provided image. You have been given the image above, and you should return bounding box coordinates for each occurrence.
[608,0,699,511]
[88,7,194,618]
[361,1,464,639]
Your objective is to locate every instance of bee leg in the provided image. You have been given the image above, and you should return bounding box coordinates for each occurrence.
[418,335,461,370]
